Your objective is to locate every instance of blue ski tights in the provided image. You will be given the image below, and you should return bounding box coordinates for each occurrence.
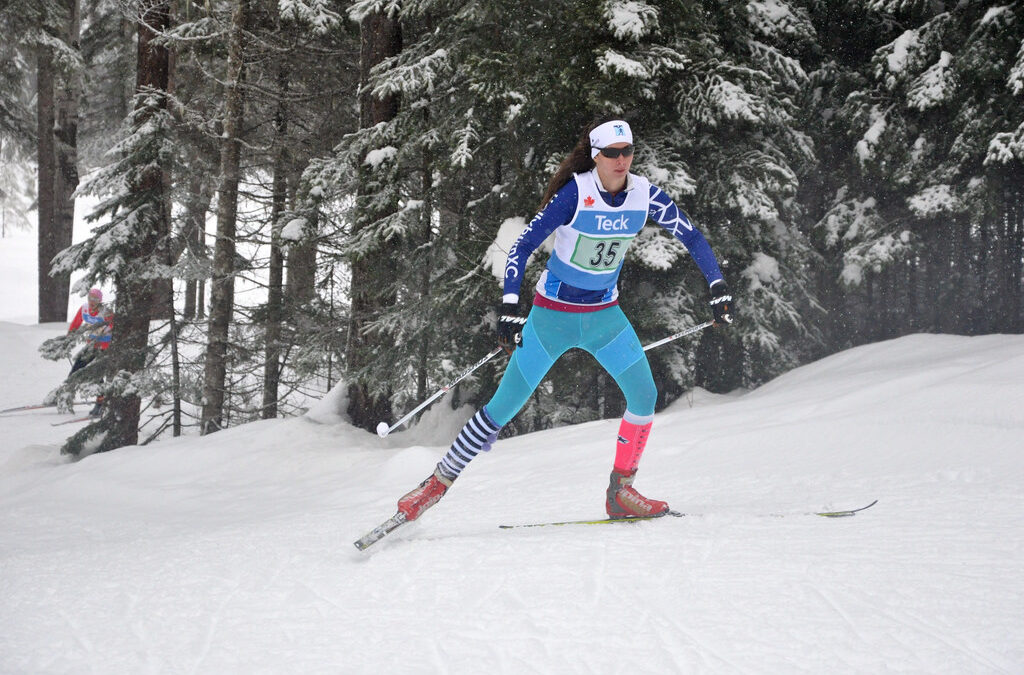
[484,303,657,426]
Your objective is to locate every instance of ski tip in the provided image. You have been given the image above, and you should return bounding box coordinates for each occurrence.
[815,499,878,518]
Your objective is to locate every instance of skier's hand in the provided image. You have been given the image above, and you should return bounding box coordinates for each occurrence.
[497,302,526,353]
[709,280,734,326]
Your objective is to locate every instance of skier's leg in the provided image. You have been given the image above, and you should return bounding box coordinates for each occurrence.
[580,307,668,517]
[50,349,97,411]
[484,305,579,425]
[68,348,95,377]
[436,407,503,481]
[399,306,579,520]
[439,306,578,476]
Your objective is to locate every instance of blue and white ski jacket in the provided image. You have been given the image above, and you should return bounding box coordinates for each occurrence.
[503,169,724,308]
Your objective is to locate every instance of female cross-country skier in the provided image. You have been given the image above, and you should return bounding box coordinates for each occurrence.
[395,119,734,521]
[67,288,114,416]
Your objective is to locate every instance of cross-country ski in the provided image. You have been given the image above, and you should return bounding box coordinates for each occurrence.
[497,500,878,528]
[50,416,95,426]
[1,401,92,415]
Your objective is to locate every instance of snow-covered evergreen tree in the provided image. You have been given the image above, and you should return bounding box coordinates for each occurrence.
[639,0,822,390]
[48,87,178,453]
[45,0,175,455]
[812,0,1024,342]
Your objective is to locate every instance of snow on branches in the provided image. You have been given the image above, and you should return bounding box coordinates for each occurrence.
[602,0,659,42]
[907,51,955,110]
[907,184,958,217]
[746,0,815,44]
[370,49,450,100]
[279,0,342,33]
[348,0,401,23]
[986,122,1024,165]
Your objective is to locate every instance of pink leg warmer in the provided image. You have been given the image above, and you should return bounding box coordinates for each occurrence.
[613,418,653,473]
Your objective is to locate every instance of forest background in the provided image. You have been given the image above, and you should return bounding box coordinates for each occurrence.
[1,0,1022,456]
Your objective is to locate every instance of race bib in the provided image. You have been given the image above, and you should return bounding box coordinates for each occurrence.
[569,235,633,271]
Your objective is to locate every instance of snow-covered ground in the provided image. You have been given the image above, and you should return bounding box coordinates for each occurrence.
[1,322,1023,673]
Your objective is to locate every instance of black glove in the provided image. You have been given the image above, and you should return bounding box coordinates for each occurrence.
[496,302,526,352]
[709,280,734,325]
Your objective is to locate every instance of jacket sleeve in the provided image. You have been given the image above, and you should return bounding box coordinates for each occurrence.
[68,306,83,333]
[648,184,724,288]
[502,181,578,302]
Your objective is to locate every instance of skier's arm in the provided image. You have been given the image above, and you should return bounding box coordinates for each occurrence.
[502,182,578,303]
[648,184,724,287]
[68,306,83,333]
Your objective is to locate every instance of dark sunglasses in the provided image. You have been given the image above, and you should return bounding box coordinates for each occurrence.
[596,144,634,159]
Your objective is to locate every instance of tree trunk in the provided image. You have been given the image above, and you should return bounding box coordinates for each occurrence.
[957,216,973,333]
[201,0,248,434]
[415,148,432,405]
[1010,176,1023,331]
[284,223,316,305]
[46,0,81,325]
[36,46,62,322]
[149,198,175,320]
[284,151,315,304]
[182,172,212,319]
[262,65,288,419]
[346,7,401,430]
[978,198,992,332]
[170,306,183,436]
[999,183,1015,332]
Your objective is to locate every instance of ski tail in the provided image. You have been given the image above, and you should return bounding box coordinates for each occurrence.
[354,512,408,551]
[499,510,685,529]
[51,416,94,426]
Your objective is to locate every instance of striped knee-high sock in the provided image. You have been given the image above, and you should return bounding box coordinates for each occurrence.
[437,407,501,480]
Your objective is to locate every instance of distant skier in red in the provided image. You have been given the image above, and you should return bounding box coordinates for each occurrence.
[67,288,114,417]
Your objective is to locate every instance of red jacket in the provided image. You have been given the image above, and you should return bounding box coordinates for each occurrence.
[69,302,114,350]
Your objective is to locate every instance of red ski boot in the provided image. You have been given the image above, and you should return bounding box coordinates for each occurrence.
[606,469,669,519]
[397,467,453,521]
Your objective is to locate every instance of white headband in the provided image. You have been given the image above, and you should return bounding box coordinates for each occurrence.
[589,120,633,158]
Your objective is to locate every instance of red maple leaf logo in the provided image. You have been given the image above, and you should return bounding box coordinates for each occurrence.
[584,195,595,207]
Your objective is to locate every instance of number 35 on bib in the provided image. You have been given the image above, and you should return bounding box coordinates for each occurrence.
[569,235,634,272]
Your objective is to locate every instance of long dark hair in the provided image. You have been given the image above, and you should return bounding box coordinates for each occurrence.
[538,116,622,211]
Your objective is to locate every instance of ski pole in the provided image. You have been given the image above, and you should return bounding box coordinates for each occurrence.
[376,346,505,437]
[642,320,715,352]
